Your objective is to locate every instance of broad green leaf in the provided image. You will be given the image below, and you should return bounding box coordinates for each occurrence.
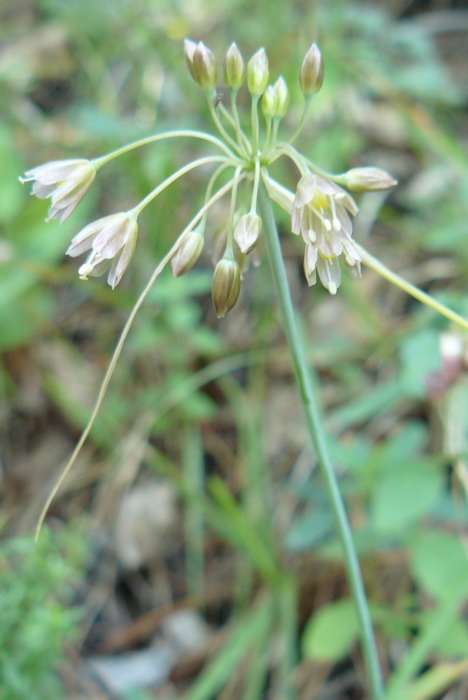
[429,613,468,657]
[408,531,468,602]
[285,510,333,551]
[302,599,359,662]
[372,461,442,532]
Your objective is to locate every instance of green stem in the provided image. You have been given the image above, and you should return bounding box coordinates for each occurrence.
[258,182,384,700]
[225,166,243,258]
[289,96,312,145]
[130,156,230,217]
[270,142,338,181]
[268,142,308,175]
[251,95,260,154]
[199,162,232,231]
[92,129,236,167]
[272,117,280,146]
[263,116,272,152]
[208,99,244,157]
[357,244,468,331]
[250,156,261,213]
[230,90,252,154]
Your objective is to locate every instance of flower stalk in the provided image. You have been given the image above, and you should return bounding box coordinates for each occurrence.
[92,128,238,166]
[258,183,384,700]
[357,244,468,331]
[130,155,230,217]
[34,176,238,540]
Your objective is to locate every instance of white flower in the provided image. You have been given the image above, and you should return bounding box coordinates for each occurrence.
[233,213,262,254]
[20,159,96,222]
[292,174,361,294]
[171,229,204,277]
[67,212,138,288]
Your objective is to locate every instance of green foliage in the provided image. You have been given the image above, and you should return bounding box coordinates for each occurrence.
[302,599,359,662]
[0,527,87,700]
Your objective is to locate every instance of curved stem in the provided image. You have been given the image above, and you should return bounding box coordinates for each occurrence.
[35,177,237,540]
[357,244,468,331]
[92,129,237,166]
[268,142,343,185]
[208,99,245,157]
[200,162,233,230]
[289,96,312,145]
[258,182,384,700]
[218,102,240,135]
[130,156,232,217]
[277,143,343,182]
[230,90,252,154]
[267,142,308,175]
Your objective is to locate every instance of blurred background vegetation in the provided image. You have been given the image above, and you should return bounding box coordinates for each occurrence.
[1,0,468,698]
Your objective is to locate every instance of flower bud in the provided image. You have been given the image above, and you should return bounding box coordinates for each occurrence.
[184,39,198,80]
[171,230,204,277]
[261,85,277,118]
[299,43,324,95]
[224,42,244,90]
[273,76,289,117]
[184,39,217,91]
[247,48,269,96]
[234,213,262,254]
[212,258,241,318]
[342,167,397,192]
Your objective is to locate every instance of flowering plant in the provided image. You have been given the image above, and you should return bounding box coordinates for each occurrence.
[22,39,467,700]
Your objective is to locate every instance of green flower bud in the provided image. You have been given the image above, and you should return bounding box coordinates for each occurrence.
[224,42,244,90]
[261,85,277,118]
[171,230,204,277]
[212,258,241,318]
[247,48,269,96]
[341,167,398,192]
[299,43,324,95]
[273,77,289,117]
[184,39,217,91]
[234,213,262,254]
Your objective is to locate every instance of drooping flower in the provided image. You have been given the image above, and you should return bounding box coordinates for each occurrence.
[233,212,262,254]
[66,212,138,288]
[291,174,360,294]
[20,159,95,222]
[212,258,241,318]
[171,229,204,277]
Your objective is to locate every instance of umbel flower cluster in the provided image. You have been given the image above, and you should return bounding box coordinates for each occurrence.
[21,40,397,313]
